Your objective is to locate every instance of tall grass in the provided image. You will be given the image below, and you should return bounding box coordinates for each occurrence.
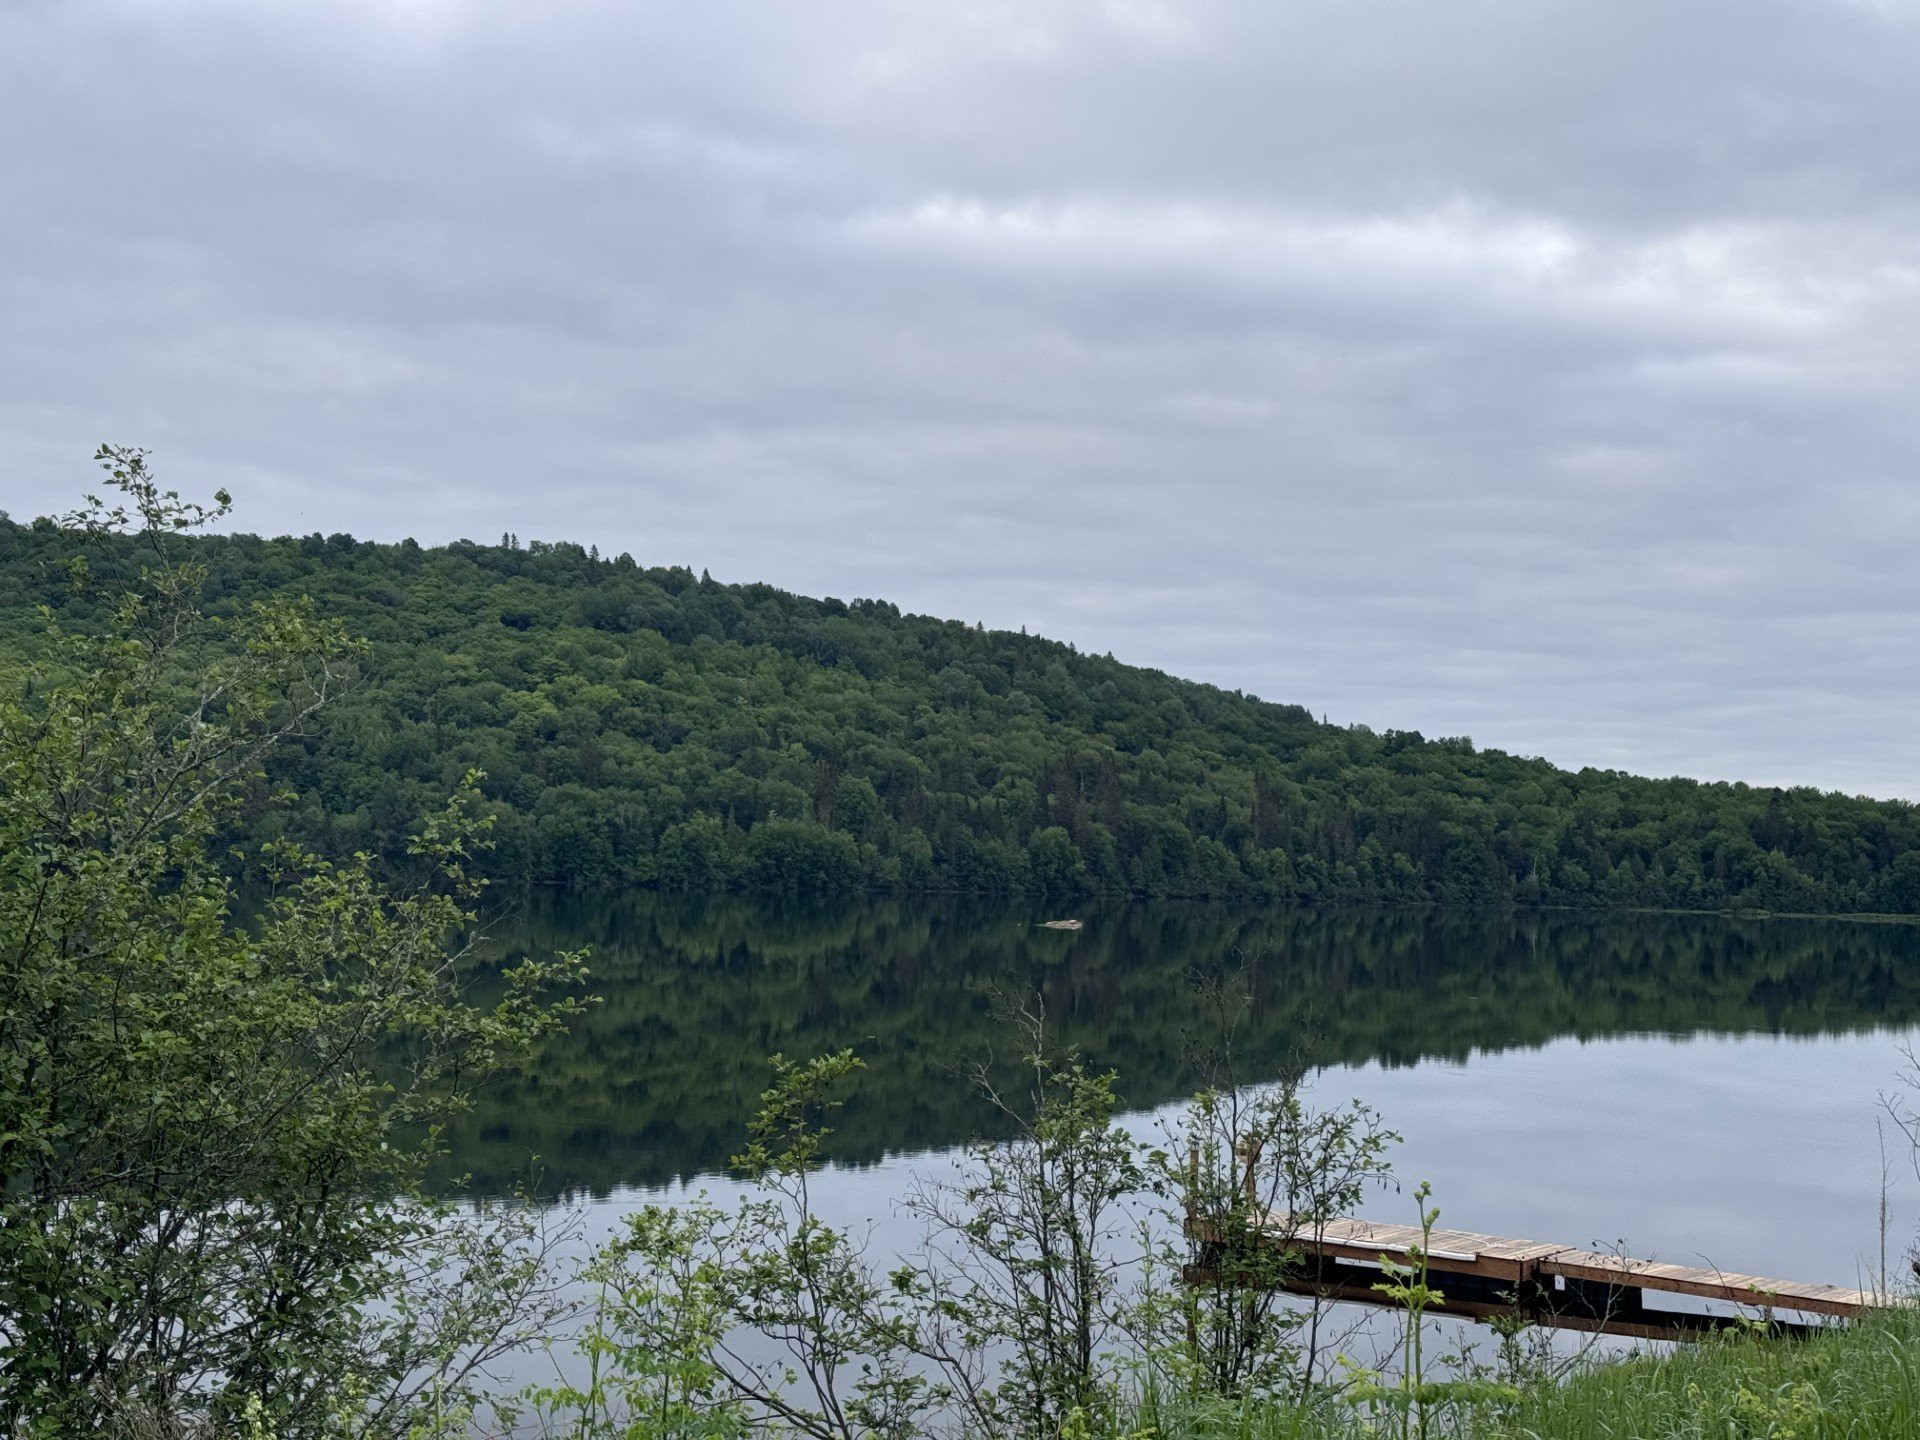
[1124,1304,1920,1439]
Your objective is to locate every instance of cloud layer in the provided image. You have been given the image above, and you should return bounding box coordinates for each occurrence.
[6,0,1920,795]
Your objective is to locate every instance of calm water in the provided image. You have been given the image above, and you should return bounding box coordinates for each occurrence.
[453,894,1920,1305]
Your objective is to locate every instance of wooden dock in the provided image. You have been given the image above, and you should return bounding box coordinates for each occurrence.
[1186,1214,1894,1343]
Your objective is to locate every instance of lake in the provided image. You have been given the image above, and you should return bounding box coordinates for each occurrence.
[448,894,1920,1337]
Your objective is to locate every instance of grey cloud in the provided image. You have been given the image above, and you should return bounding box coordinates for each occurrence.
[5,0,1920,795]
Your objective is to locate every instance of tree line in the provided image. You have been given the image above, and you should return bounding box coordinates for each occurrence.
[5,508,1920,912]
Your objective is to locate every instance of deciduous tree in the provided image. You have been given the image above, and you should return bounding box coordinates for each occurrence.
[0,449,583,1435]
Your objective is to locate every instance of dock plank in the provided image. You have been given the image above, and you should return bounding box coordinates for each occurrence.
[1199,1212,1893,1331]
[1538,1248,1878,1319]
[1252,1213,1563,1284]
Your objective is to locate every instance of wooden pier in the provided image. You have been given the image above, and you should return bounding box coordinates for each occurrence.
[1186,1214,1893,1343]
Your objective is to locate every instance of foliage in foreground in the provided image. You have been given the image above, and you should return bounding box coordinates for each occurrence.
[4,501,1919,910]
[525,1029,1920,1440]
[0,451,584,1435]
[1130,1303,1920,1439]
[521,1008,1413,1440]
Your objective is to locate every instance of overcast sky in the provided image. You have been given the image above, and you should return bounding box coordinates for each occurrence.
[6,1,1920,797]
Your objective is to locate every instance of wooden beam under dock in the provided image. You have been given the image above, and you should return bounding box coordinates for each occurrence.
[1185,1214,1898,1343]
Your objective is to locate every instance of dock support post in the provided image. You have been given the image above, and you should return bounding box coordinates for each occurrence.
[1553,1275,1648,1326]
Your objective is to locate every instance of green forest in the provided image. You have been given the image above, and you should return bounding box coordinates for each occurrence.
[5,510,1919,912]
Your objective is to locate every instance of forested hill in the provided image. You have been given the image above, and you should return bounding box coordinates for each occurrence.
[5,512,1920,913]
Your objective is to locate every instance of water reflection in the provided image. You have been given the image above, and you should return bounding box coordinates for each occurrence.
[444,896,1920,1197]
